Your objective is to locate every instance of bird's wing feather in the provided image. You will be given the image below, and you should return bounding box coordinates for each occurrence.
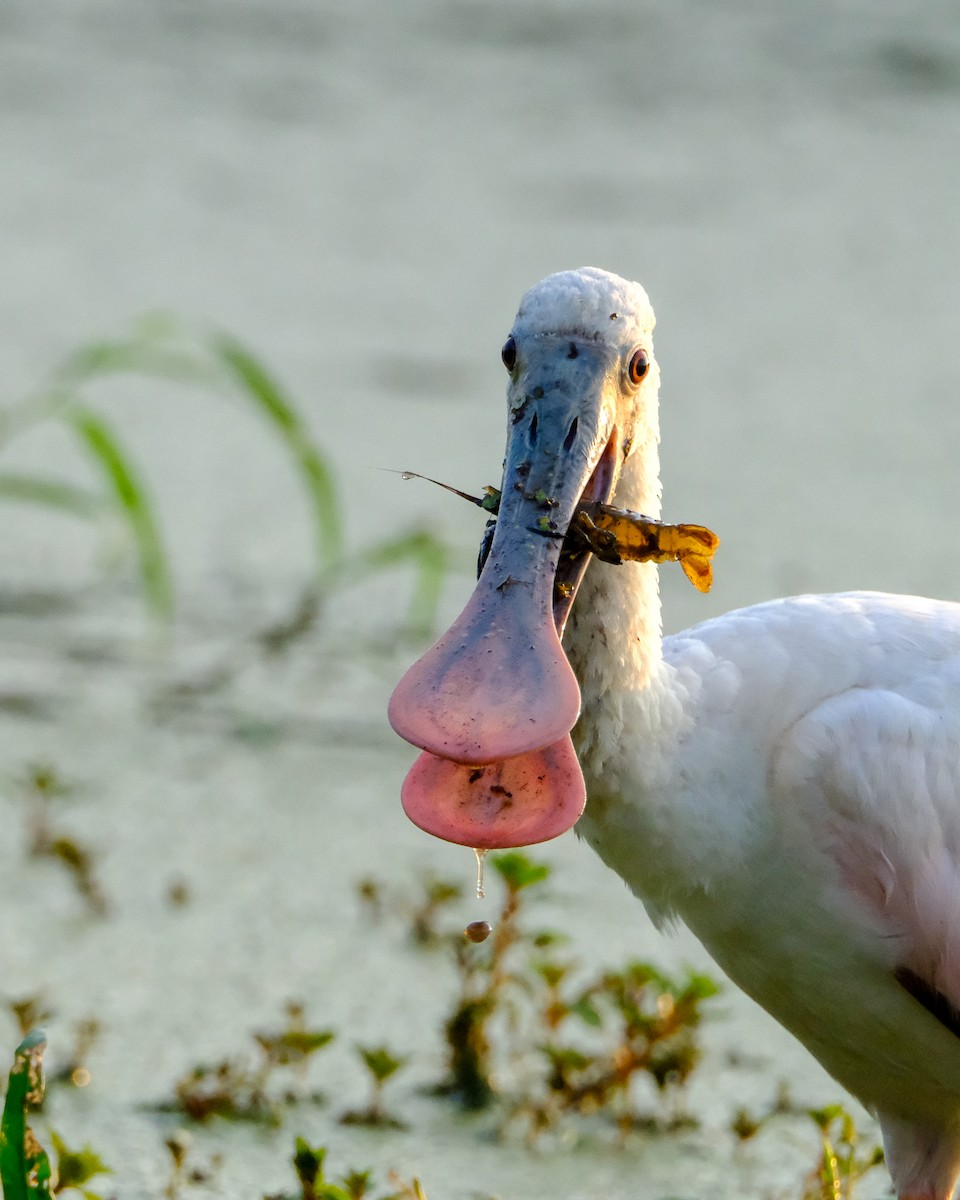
[771,676,960,1020]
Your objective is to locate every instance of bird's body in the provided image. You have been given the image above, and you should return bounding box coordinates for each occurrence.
[576,584,960,1196]
[390,268,960,1199]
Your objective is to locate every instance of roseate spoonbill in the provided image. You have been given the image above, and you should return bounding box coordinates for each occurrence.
[389,267,960,1200]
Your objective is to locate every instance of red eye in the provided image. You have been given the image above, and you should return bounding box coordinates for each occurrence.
[501,336,517,371]
[628,347,650,384]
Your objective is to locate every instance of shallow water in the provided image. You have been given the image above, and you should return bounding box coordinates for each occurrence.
[2,0,959,1195]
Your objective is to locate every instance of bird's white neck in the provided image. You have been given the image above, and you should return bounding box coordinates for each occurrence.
[562,415,709,927]
[564,430,675,781]
[561,415,752,927]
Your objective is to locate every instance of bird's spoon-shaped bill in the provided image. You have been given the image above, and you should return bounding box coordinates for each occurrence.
[400,735,586,849]
[388,527,581,765]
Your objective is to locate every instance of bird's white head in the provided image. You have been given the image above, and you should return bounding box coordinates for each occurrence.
[498,267,660,630]
[389,268,661,849]
[512,266,655,346]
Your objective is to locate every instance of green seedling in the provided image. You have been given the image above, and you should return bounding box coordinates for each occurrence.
[730,1092,883,1200]
[265,1139,427,1200]
[802,1105,884,1200]
[433,851,558,1111]
[254,1002,336,1086]
[70,407,172,621]
[339,1046,409,1130]
[166,1003,335,1123]
[515,960,719,1138]
[730,1106,763,1141]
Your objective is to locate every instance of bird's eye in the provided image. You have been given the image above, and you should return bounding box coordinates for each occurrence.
[627,347,650,384]
[501,336,517,371]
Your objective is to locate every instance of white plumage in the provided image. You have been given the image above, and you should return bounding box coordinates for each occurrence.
[390,268,960,1200]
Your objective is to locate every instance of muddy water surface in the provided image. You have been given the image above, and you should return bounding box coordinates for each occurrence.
[2,1,959,1196]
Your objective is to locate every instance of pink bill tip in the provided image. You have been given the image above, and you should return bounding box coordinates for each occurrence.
[400,736,586,849]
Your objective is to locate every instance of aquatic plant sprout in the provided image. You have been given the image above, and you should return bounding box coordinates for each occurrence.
[272,1138,428,1200]
[0,318,448,633]
[0,1031,111,1200]
[0,1031,50,1200]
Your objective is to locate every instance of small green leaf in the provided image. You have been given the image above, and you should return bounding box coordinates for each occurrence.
[532,960,570,989]
[679,971,721,1002]
[57,339,209,390]
[49,1130,111,1193]
[529,929,570,949]
[292,1137,324,1188]
[357,1046,407,1084]
[254,1028,335,1065]
[424,880,462,906]
[490,851,550,892]
[569,998,602,1027]
[808,1104,845,1132]
[340,1169,372,1200]
[211,336,343,572]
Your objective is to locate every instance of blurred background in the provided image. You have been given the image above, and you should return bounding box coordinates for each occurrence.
[1,1,959,1196]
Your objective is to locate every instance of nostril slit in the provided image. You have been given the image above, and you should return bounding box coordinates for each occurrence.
[529,413,538,443]
[563,417,578,451]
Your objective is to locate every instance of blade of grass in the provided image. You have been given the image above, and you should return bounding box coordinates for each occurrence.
[211,336,343,573]
[57,340,212,389]
[0,1030,52,1200]
[53,314,214,388]
[0,333,214,451]
[65,409,173,622]
[0,474,106,518]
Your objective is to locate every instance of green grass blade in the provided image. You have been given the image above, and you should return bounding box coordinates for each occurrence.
[65,408,173,622]
[56,330,213,391]
[0,1031,52,1200]
[0,474,106,518]
[1,332,213,451]
[211,336,343,572]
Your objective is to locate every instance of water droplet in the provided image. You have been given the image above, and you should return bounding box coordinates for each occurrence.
[464,920,492,943]
[473,848,487,899]
[400,471,415,480]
